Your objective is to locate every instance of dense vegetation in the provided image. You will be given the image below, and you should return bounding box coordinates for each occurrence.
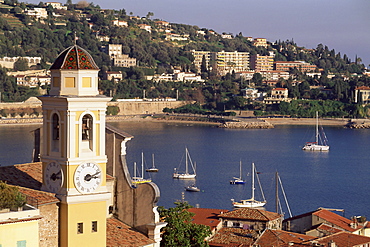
[158,202,211,246]
[0,0,369,118]
[0,181,26,210]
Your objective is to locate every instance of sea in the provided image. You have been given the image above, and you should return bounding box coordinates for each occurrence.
[1,121,369,219]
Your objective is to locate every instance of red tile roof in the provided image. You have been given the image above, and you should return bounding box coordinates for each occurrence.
[187,208,229,231]
[209,227,257,246]
[303,231,370,246]
[255,229,316,246]
[355,86,370,90]
[308,223,343,235]
[106,218,155,247]
[219,208,282,222]
[0,163,43,190]
[313,209,361,232]
[17,186,59,206]
[0,216,43,225]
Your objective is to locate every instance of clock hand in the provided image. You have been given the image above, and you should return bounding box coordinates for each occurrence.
[51,171,62,181]
[84,171,101,181]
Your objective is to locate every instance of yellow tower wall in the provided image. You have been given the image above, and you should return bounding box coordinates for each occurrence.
[60,201,107,247]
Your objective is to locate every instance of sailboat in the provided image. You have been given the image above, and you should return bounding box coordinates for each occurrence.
[275,172,292,218]
[173,147,196,179]
[132,152,152,184]
[302,111,329,151]
[231,162,266,208]
[185,183,201,192]
[146,153,159,172]
[230,160,246,184]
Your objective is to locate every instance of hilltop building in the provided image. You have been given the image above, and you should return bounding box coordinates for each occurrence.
[249,53,274,72]
[274,61,317,73]
[354,86,370,104]
[104,44,137,67]
[191,50,250,76]
[253,38,268,48]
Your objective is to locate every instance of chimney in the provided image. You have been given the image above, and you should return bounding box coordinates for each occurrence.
[328,240,336,247]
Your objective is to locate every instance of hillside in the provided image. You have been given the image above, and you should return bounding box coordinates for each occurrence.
[0,0,369,119]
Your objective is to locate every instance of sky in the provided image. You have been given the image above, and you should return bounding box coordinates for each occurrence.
[27,0,370,67]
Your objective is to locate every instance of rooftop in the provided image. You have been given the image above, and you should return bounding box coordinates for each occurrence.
[219,208,282,222]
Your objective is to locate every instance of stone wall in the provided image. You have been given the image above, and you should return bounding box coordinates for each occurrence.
[0,100,188,116]
[220,121,274,129]
[108,100,188,115]
[39,203,59,247]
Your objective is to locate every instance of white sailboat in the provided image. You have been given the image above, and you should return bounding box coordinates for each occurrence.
[173,147,196,179]
[231,162,266,208]
[132,152,152,184]
[185,184,200,192]
[230,160,246,184]
[302,111,329,151]
[146,153,159,172]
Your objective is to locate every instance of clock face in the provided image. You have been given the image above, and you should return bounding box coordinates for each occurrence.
[44,162,63,193]
[74,162,102,193]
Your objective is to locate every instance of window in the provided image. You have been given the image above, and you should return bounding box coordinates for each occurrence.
[77,222,83,234]
[52,114,59,140]
[51,113,60,152]
[82,115,92,141]
[92,221,98,232]
[53,77,60,87]
[82,77,92,88]
[65,77,75,88]
[17,241,27,247]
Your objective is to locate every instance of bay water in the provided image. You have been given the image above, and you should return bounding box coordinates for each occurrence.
[1,122,369,219]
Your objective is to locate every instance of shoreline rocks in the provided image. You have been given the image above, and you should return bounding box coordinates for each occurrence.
[346,122,370,129]
[219,121,274,129]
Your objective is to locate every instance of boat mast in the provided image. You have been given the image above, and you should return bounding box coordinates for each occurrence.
[152,154,155,168]
[276,172,279,213]
[251,163,255,200]
[239,160,242,180]
[133,162,137,178]
[316,111,319,144]
[185,148,188,174]
[141,152,144,179]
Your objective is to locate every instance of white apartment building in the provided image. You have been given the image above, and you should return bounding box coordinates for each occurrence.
[108,44,122,57]
[113,54,136,67]
[191,50,250,76]
[45,2,67,10]
[25,8,48,19]
[112,20,128,27]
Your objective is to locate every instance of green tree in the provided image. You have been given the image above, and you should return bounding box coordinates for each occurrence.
[0,181,26,209]
[13,58,29,71]
[158,201,211,247]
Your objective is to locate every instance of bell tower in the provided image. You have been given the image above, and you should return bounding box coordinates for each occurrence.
[39,45,111,247]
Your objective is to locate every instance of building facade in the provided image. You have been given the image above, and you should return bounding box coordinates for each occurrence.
[191,50,250,76]
[249,54,274,72]
[274,61,317,72]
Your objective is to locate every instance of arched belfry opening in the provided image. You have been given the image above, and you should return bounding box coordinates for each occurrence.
[52,113,60,152]
[82,114,93,151]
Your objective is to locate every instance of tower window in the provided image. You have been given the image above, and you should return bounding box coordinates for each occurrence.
[52,113,59,140]
[51,113,60,152]
[92,221,98,232]
[77,222,83,234]
[82,115,92,141]
[65,77,75,88]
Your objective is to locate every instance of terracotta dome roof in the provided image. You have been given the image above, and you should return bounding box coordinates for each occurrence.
[50,45,99,70]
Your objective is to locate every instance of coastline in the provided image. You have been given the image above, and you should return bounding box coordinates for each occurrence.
[260,117,350,126]
[0,115,351,126]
